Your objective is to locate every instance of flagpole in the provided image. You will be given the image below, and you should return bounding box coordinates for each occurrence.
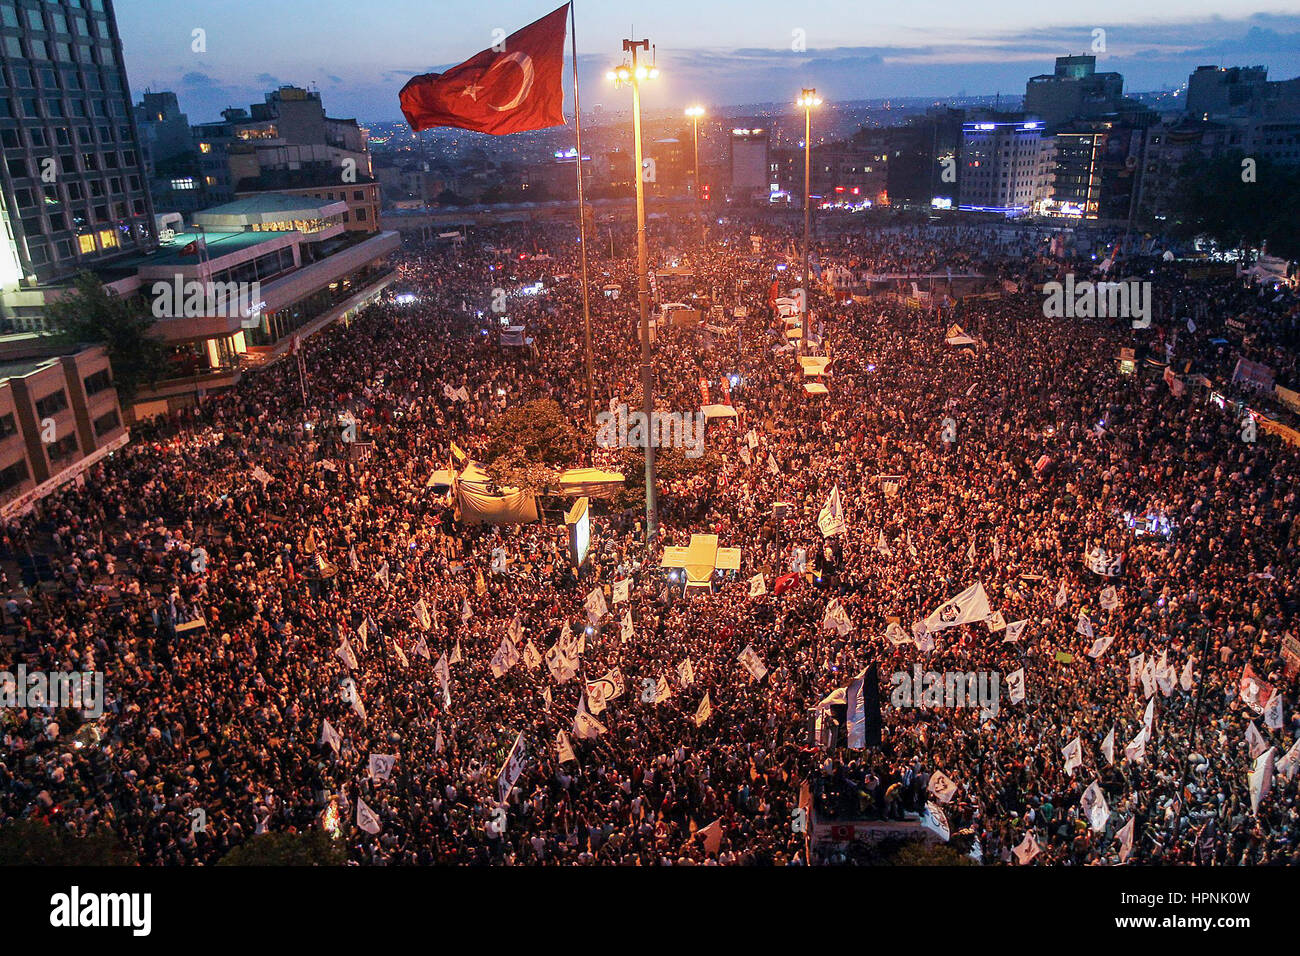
[570,2,596,426]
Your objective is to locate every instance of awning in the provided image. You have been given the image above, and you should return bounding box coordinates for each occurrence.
[454,481,538,525]
[803,382,829,395]
[427,469,456,489]
[558,467,625,498]
[660,533,741,585]
[715,548,742,571]
[946,335,977,346]
[701,404,738,420]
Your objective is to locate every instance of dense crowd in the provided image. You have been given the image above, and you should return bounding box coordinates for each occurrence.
[1,213,1297,865]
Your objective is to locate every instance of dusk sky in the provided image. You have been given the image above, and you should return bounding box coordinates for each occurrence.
[116,1,1300,123]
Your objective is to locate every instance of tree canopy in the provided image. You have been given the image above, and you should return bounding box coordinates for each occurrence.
[42,271,169,403]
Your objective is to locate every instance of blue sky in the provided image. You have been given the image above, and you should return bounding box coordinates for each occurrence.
[116,1,1300,123]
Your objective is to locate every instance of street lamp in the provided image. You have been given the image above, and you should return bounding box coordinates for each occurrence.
[685,105,705,247]
[796,89,821,357]
[610,40,660,544]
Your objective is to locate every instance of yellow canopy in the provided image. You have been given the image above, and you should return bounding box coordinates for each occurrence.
[804,382,830,395]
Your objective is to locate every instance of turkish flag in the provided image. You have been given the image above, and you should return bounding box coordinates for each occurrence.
[399,4,569,135]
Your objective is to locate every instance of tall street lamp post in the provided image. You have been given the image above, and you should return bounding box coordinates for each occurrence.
[608,41,660,543]
[797,89,821,358]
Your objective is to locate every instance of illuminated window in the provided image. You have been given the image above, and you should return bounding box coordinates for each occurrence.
[97,228,116,249]
[77,233,95,254]
[198,142,211,153]
[170,178,196,190]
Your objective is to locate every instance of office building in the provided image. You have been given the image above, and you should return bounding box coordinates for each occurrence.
[0,0,157,324]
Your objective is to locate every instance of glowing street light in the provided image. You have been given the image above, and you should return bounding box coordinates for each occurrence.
[685,105,706,245]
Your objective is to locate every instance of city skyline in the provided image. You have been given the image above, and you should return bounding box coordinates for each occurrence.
[116,2,1300,124]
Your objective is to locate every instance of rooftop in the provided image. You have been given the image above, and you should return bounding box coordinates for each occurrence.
[192,193,349,229]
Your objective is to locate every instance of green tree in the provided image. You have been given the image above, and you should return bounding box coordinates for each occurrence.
[1166,153,1300,261]
[0,819,136,865]
[216,830,346,866]
[43,271,168,403]
[485,399,583,490]
[889,839,977,866]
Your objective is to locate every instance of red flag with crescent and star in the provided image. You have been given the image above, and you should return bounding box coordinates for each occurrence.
[399,4,569,135]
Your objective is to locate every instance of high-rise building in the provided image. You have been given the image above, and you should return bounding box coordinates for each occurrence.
[959,119,1055,216]
[1024,55,1125,129]
[729,127,769,200]
[0,0,156,324]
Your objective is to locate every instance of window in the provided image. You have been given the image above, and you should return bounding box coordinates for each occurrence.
[83,369,112,395]
[97,228,116,249]
[47,433,79,463]
[35,390,69,419]
[77,233,95,254]
[0,414,17,439]
[0,460,29,493]
[92,409,119,437]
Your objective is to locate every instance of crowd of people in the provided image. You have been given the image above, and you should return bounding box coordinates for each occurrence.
[1,211,1297,866]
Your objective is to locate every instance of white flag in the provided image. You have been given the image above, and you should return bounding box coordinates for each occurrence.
[613,579,631,604]
[319,718,341,755]
[1062,737,1083,776]
[335,637,358,671]
[545,643,578,684]
[523,640,542,670]
[497,730,527,802]
[572,697,607,740]
[1245,720,1269,759]
[620,610,634,642]
[1006,667,1026,704]
[356,797,381,835]
[876,529,893,558]
[413,634,430,660]
[984,610,1007,632]
[450,641,463,665]
[818,486,846,537]
[921,801,950,842]
[1128,653,1144,690]
[1101,726,1115,766]
[1099,586,1119,611]
[1076,611,1094,639]
[1264,691,1284,731]
[737,645,768,682]
[923,582,992,632]
[1087,635,1115,659]
[1055,580,1068,608]
[1249,747,1276,813]
[1276,738,1300,782]
[490,635,521,678]
[678,658,695,687]
[390,638,409,668]
[413,597,431,631]
[693,692,713,727]
[435,723,445,753]
[585,586,609,624]
[556,730,576,764]
[822,598,854,636]
[1124,727,1147,764]
[368,754,396,782]
[1081,779,1109,832]
[1180,657,1195,692]
[748,573,767,598]
[885,621,912,646]
[928,770,958,804]
[1116,817,1135,863]
[1003,619,1028,643]
[584,680,607,715]
[356,618,368,650]
[1013,830,1041,865]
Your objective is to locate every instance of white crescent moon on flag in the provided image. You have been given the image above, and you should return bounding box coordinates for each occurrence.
[484,52,535,112]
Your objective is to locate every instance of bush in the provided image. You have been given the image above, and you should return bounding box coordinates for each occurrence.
[216,830,346,866]
[0,818,136,866]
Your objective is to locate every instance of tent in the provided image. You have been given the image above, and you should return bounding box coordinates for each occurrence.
[803,382,829,395]
[660,533,742,588]
[945,335,977,347]
[701,404,738,421]
[800,356,832,377]
[558,467,625,499]
[454,481,538,525]
[427,469,456,490]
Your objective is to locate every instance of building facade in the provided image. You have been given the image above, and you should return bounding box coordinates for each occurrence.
[0,0,156,324]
